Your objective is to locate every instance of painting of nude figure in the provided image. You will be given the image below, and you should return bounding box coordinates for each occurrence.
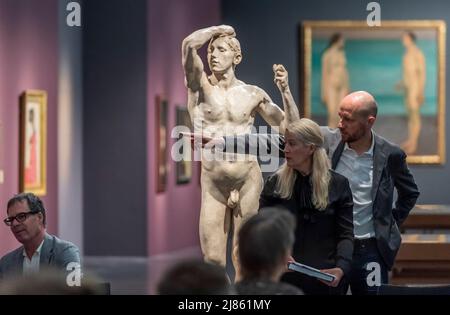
[303,20,446,164]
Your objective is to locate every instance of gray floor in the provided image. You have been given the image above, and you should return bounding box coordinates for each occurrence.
[83,247,202,295]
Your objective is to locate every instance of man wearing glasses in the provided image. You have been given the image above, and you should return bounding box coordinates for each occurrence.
[0,193,80,280]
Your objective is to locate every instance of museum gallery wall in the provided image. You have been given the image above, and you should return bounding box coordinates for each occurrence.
[222,0,450,204]
[0,0,58,255]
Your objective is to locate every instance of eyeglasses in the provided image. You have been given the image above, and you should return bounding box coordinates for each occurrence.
[3,211,39,226]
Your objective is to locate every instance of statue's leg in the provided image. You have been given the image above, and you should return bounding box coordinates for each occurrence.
[199,186,230,267]
[230,174,263,275]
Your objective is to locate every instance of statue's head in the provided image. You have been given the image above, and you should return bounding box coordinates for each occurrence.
[207,34,242,73]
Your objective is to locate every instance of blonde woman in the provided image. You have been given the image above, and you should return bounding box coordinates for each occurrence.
[202,118,354,294]
[256,118,353,295]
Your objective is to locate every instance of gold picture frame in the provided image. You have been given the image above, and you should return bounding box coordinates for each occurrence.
[19,90,47,195]
[302,20,446,164]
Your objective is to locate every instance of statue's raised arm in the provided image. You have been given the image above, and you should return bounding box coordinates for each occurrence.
[273,64,301,132]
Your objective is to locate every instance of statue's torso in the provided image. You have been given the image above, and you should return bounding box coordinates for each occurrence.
[189,80,263,186]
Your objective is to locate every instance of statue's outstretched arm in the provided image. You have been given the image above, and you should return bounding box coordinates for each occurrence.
[274,64,300,132]
[256,65,300,135]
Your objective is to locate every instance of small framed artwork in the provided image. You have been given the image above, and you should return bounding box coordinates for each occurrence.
[156,95,168,193]
[302,20,446,164]
[19,90,47,196]
[175,106,192,185]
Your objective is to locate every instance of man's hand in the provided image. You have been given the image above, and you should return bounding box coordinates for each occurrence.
[183,132,225,151]
[273,64,289,92]
[203,136,225,152]
[318,267,344,287]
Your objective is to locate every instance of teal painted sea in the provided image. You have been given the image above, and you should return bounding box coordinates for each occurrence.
[311,39,437,116]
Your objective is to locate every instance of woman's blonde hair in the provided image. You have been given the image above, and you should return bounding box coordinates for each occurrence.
[275,119,331,210]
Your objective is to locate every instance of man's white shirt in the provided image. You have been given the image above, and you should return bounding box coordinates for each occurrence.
[23,239,45,275]
[335,133,375,239]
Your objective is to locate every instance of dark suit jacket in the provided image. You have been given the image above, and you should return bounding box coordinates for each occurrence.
[223,129,420,269]
[323,128,420,269]
[0,233,81,280]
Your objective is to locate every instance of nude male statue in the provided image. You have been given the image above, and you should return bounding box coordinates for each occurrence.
[321,33,350,128]
[399,32,426,155]
[182,25,299,268]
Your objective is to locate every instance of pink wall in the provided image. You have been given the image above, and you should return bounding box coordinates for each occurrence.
[0,0,58,256]
[147,0,221,255]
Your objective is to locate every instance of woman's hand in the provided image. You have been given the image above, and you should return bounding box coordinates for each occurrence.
[318,267,344,287]
[285,255,296,273]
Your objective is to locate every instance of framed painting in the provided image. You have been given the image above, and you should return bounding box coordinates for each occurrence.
[302,20,446,164]
[156,95,168,193]
[19,90,47,195]
[175,106,192,184]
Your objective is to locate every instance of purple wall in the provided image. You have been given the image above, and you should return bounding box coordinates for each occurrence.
[0,0,58,256]
[147,0,221,255]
